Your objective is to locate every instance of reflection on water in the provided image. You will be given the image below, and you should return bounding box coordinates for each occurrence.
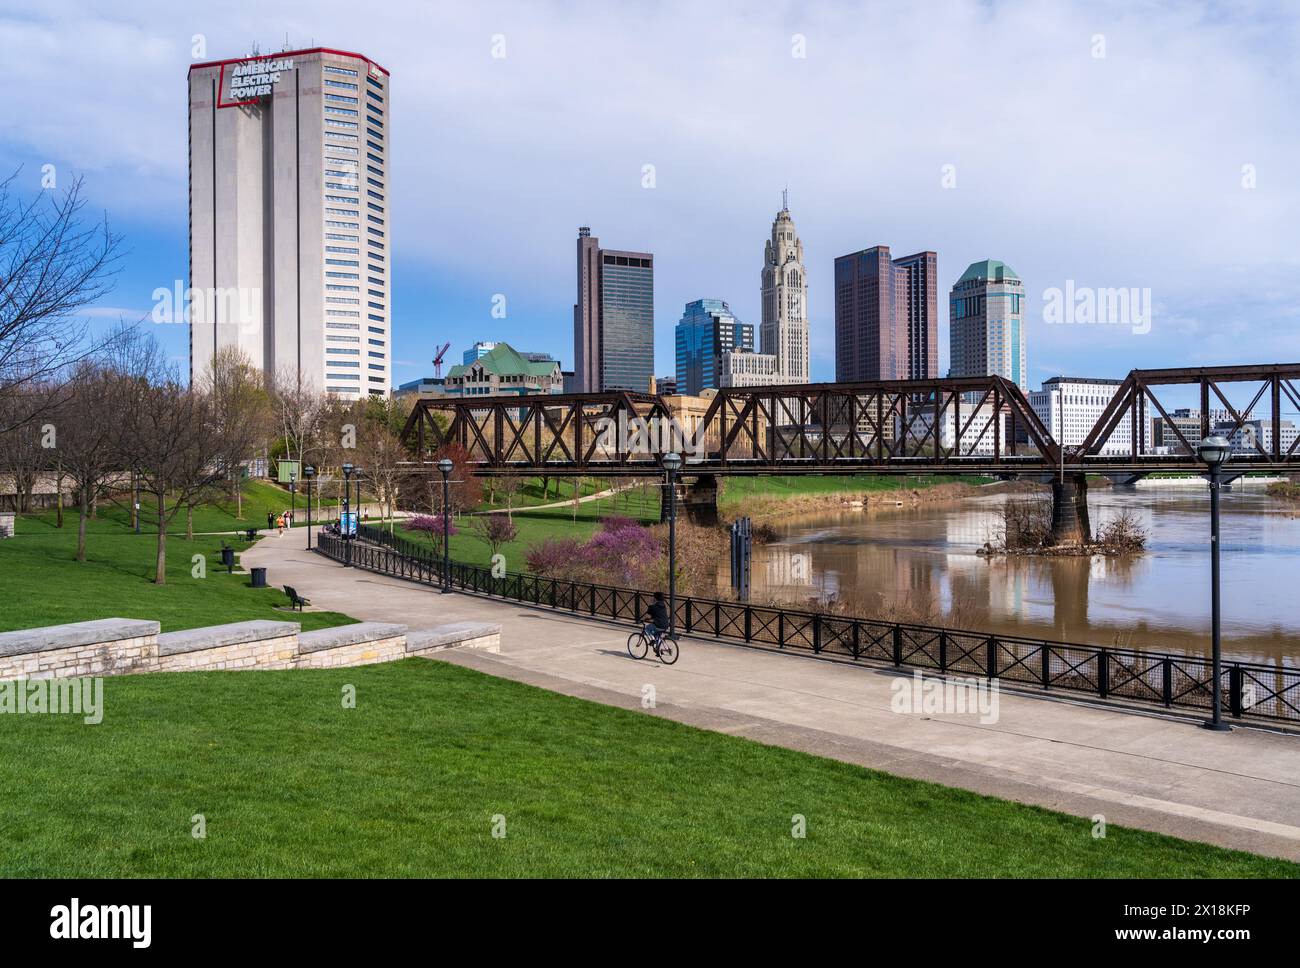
[740,487,1300,664]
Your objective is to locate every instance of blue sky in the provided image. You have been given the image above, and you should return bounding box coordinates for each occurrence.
[1,0,1297,392]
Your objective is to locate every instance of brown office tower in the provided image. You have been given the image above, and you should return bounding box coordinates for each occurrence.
[573,227,654,392]
[834,245,937,382]
[892,250,938,380]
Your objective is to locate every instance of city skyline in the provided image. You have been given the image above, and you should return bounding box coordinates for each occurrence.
[3,3,1296,391]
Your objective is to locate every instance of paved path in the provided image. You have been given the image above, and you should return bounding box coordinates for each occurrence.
[243,529,1300,861]
[471,483,638,515]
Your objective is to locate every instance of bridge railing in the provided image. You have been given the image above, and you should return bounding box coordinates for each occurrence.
[316,529,1300,726]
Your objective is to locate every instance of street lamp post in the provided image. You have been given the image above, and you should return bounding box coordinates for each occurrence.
[438,458,454,594]
[1197,435,1232,732]
[304,465,315,550]
[662,452,682,636]
[342,462,353,568]
[289,470,297,530]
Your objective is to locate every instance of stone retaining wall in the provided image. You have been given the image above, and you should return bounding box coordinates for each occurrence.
[0,619,160,680]
[0,618,502,679]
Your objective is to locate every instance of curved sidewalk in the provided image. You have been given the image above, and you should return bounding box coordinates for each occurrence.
[243,529,1300,861]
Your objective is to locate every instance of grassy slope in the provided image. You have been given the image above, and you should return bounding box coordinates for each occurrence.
[397,484,662,571]
[89,479,341,535]
[2,509,353,633]
[0,660,1292,878]
[718,473,995,507]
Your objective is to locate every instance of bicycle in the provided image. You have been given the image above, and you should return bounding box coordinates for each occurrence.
[627,626,680,665]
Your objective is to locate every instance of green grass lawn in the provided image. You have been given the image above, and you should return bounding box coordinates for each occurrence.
[1,510,354,634]
[394,484,663,571]
[0,659,1291,878]
[84,479,343,535]
[719,473,995,507]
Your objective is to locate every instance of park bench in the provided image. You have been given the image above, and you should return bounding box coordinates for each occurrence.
[283,585,311,611]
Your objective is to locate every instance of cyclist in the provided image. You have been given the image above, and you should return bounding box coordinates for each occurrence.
[642,591,671,650]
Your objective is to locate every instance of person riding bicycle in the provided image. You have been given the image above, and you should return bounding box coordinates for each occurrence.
[643,591,671,649]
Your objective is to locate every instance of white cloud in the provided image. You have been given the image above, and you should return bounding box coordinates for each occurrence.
[3,0,1299,380]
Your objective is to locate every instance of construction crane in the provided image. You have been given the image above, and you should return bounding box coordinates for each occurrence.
[432,342,452,378]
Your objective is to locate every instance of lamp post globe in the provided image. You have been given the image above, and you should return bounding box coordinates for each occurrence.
[1197,436,1230,468]
[1198,436,1232,732]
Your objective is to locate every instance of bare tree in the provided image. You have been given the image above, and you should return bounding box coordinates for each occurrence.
[201,346,271,520]
[0,173,122,432]
[0,393,48,512]
[269,366,327,474]
[496,474,521,519]
[353,416,407,533]
[56,365,121,561]
[116,375,225,584]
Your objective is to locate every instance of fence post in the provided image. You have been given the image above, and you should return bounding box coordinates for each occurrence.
[1098,649,1109,699]
[713,601,720,638]
[892,625,902,666]
[685,599,693,633]
[1161,657,1172,707]
[939,631,947,673]
[986,636,997,680]
[744,605,752,643]
[777,612,785,648]
[812,614,822,654]
[634,591,642,627]
[1230,665,1244,718]
[1041,643,1050,688]
[851,622,861,660]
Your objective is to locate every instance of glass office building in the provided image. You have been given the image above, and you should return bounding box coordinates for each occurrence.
[675,298,753,396]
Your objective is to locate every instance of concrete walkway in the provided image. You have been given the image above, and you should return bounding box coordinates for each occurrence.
[243,529,1300,861]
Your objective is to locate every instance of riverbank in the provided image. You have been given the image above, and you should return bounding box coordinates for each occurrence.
[719,474,1023,522]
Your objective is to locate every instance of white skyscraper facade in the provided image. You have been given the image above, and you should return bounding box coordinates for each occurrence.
[761,198,809,383]
[188,48,391,399]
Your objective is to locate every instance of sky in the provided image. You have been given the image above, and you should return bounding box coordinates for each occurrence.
[1,0,1298,393]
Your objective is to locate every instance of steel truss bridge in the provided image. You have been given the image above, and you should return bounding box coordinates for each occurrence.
[398,363,1300,479]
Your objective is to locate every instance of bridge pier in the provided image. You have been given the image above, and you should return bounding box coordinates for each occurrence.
[1048,474,1092,547]
[664,474,719,526]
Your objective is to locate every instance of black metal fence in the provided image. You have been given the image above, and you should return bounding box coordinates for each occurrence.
[317,526,1300,726]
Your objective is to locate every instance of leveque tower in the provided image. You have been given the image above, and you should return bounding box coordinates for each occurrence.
[760,195,809,383]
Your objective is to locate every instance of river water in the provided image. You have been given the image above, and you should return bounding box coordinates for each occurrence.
[739,485,1300,665]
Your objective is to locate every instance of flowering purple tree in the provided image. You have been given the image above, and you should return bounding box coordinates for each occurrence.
[525,536,586,578]
[582,516,660,587]
[406,512,457,554]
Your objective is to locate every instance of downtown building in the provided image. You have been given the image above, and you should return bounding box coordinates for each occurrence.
[674,298,753,396]
[834,245,938,382]
[1029,376,1148,456]
[573,227,654,392]
[760,199,810,383]
[188,47,392,400]
[949,259,1026,390]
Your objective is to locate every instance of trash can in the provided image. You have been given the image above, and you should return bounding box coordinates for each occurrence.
[245,528,257,541]
[250,567,267,589]
[221,547,235,569]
